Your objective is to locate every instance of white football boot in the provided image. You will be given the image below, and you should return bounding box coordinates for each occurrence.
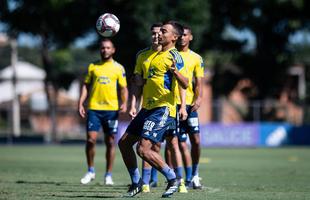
[104,175,114,185]
[80,172,95,184]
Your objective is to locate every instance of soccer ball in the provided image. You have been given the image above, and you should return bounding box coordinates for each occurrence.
[96,13,120,37]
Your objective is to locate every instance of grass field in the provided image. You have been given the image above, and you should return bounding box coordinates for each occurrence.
[0,145,309,200]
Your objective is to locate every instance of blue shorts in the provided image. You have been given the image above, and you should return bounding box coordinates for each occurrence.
[86,110,118,135]
[177,105,200,142]
[126,107,175,143]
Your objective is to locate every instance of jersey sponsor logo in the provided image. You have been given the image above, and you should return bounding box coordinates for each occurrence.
[143,120,155,131]
[98,76,110,84]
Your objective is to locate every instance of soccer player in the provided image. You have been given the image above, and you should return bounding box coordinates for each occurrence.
[118,21,188,198]
[128,23,162,193]
[130,23,187,194]
[78,39,128,185]
[166,25,204,189]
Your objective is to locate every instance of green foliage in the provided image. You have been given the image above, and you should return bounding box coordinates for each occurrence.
[206,0,310,98]
[0,0,309,99]
[131,0,210,50]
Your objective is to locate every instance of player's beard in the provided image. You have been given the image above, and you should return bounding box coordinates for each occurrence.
[101,53,113,61]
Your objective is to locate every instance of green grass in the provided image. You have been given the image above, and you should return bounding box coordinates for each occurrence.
[0,146,310,200]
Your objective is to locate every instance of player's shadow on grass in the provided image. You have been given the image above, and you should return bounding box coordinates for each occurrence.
[16,180,68,185]
[46,194,122,199]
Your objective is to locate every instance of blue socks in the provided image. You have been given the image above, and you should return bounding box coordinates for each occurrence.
[88,166,95,173]
[105,172,112,177]
[192,164,199,176]
[128,168,141,184]
[142,168,151,184]
[185,166,192,182]
[174,167,183,179]
[160,165,176,181]
[151,168,158,182]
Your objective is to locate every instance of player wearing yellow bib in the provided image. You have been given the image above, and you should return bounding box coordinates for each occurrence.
[166,26,204,189]
[119,21,188,198]
[78,39,128,185]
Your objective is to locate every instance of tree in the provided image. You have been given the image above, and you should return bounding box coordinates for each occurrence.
[204,0,310,99]
[0,0,102,141]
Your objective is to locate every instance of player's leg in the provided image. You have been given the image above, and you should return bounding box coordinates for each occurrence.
[141,160,151,192]
[178,113,193,186]
[118,132,142,196]
[118,109,146,197]
[141,142,160,192]
[150,142,161,187]
[187,108,202,189]
[179,140,192,186]
[104,133,115,185]
[102,111,118,185]
[137,138,178,198]
[189,133,202,189]
[81,110,100,184]
[165,135,188,193]
[136,107,179,197]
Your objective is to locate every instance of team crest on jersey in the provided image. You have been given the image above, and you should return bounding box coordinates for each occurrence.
[98,76,110,84]
[148,67,155,78]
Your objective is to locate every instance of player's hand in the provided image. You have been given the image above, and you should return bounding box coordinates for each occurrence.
[119,103,127,113]
[129,107,137,119]
[79,105,86,118]
[179,106,188,121]
[191,97,202,112]
[170,58,177,73]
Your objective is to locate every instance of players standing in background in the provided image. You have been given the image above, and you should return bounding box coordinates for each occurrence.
[118,21,188,198]
[166,25,204,189]
[78,39,128,185]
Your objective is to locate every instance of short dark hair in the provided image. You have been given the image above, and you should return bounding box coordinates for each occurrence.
[163,20,184,37]
[182,25,192,34]
[150,22,163,31]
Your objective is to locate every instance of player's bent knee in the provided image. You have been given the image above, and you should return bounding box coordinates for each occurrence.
[87,138,96,145]
[136,144,148,159]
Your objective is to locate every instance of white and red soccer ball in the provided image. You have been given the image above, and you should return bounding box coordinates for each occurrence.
[96,13,120,37]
